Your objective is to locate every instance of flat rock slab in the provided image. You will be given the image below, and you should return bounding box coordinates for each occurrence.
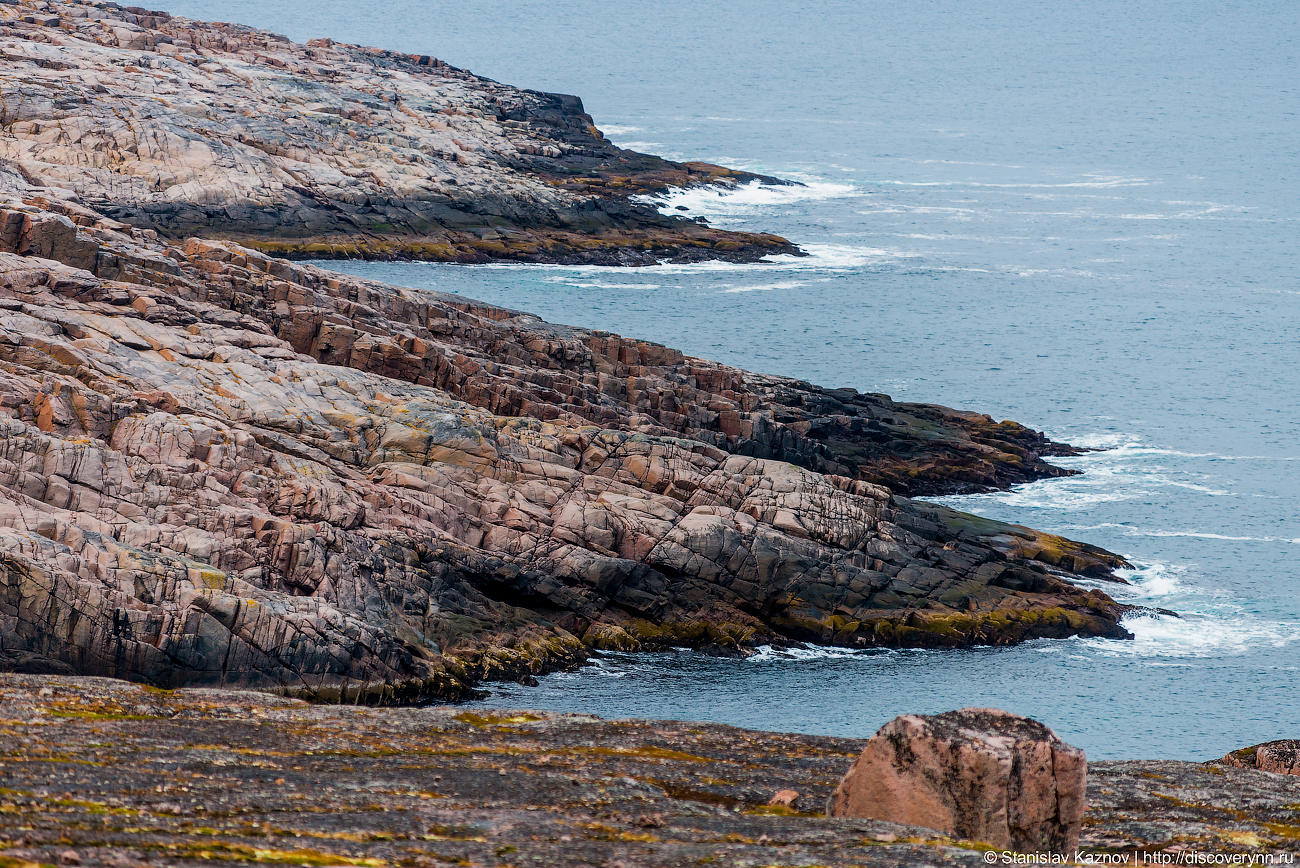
[2,676,1299,867]
[1084,760,1300,854]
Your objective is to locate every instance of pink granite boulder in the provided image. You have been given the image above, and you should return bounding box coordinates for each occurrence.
[829,708,1086,853]
[1222,740,1300,775]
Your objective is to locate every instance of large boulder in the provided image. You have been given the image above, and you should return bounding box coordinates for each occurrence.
[1221,740,1300,775]
[829,708,1086,853]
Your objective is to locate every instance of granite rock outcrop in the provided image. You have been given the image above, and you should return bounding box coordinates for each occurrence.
[3,677,1299,866]
[829,709,1087,854]
[0,167,1135,701]
[0,0,797,264]
[1222,741,1300,776]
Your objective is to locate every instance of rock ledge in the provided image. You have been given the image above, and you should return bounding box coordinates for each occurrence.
[1,676,1298,866]
[0,165,1139,701]
[0,0,799,265]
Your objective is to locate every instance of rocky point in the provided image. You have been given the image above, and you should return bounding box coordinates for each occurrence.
[0,0,1141,702]
[0,0,797,264]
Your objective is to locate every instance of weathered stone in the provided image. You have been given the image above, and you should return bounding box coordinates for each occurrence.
[0,182,1138,700]
[1222,740,1300,775]
[769,788,800,808]
[0,6,1144,702]
[1,677,1299,866]
[829,708,1087,853]
[0,1,797,265]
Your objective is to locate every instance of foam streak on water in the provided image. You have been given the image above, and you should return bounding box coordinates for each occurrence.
[636,178,863,219]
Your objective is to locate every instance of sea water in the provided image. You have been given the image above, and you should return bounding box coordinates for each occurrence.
[167,0,1300,759]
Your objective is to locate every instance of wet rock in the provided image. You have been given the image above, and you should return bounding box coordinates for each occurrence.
[0,649,76,675]
[829,708,1086,853]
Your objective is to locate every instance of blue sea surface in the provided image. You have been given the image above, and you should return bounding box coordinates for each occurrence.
[168,0,1300,759]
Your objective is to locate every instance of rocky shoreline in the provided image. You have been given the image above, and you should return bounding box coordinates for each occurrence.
[1,8,1293,868]
[1,675,1298,867]
[0,183,1137,703]
[0,1,798,265]
[0,0,1144,704]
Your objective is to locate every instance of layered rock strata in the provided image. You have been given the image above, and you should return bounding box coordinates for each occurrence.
[2,677,1299,867]
[0,0,797,264]
[0,1,1096,497]
[0,173,1136,701]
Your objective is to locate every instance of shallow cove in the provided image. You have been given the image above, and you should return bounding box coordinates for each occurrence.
[168,0,1300,759]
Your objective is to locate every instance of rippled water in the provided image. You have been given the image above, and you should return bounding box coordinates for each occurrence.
[169,0,1300,758]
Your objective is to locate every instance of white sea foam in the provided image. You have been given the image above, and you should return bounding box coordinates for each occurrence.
[654,243,909,274]
[1113,562,1188,597]
[857,204,981,218]
[895,232,1027,242]
[1060,432,1139,450]
[597,124,641,136]
[747,645,892,662]
[550,659,633,679]
[741,565,1300,664]
[1059,440,1216,458]
[875,175,1151,189]
[764,243,920,268]
[1073,562,1300,658]
[1057,523,1300,545]
[636,179,863,219]
[1163,480,1233,495]
[1085,612,1300,659]
[721,280,807,293]
[899,158,1029,169]
[543,277,664,290]
[440,235,912,275]
[933,471,1145,512]
[1139,530,1288,541]
[930,447,1241,514]
[538,242,912,276]
[1050,439,1300,467]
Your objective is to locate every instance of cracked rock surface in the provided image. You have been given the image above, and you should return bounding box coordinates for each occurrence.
[0,0,798,265]
[830,709,1087,854]
[0,676,1297,867]
[0,164,1139,700]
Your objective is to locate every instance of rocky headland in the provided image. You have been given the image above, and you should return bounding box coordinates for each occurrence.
[0,0,798,265]
[0,0,1142,703]
[1,676,1298,867]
